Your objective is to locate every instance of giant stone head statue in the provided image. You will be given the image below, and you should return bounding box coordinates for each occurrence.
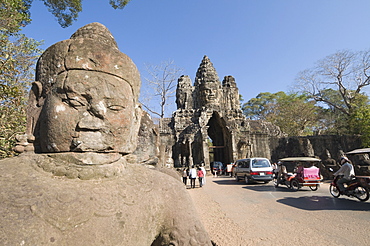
[30,23,141,154]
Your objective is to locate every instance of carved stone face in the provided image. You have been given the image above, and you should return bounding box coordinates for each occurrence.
[200,82,220,106]
[39,70,137,154]
[201,89,217,103]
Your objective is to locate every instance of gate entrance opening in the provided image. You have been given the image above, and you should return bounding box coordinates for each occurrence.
[207,112,232,166]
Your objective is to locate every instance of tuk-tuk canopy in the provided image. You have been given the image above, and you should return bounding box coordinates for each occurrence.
[278,157,321,173]
[345,148,370,155]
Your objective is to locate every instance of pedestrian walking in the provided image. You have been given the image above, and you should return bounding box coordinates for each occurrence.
[198,167,204,187]
[200,164,206,186]
[182,168,188,186]
[189,165,197,189]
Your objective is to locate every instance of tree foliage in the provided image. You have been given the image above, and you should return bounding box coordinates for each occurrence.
[0,0,43,158]
[295,50,370,116]
[41,0,82,28]
[0,34,42,158]
[2,0,132,29]
[0,0,31,35]
[349,105,370,147]
[242,92,285,120]
[242,92,318,136]
[295,50,370,138]
[36,0,132,28]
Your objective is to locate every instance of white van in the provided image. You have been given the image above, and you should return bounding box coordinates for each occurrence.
[233,158,273,184]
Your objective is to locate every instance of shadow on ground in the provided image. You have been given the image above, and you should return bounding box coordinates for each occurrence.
[211,178,247,186]
[277,195,370,211]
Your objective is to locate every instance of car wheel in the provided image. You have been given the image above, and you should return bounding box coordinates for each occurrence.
[235,175,239,182]
[244,176,250,184]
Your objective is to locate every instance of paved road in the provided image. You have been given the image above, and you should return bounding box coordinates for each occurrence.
[188,175,370,246]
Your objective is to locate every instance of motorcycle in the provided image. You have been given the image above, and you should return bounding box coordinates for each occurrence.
[329,175,369,202]
[274,174,292,189]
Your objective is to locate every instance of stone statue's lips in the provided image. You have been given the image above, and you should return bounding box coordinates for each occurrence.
[72,131,114,152]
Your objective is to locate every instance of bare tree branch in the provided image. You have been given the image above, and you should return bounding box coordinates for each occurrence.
[294,50,370,116]
[141,60,184,118]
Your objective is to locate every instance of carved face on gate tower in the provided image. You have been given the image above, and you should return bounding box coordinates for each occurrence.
[199,81,221,107]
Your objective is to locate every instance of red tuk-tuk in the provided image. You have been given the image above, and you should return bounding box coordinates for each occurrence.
[274,157,322,191]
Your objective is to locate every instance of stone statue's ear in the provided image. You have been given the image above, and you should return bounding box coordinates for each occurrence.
[32,81,44,107]
[25,81,45,148]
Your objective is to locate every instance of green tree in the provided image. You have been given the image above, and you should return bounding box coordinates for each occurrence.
[2,1,132,29]
[0,34,41,157]
[242,92,284,120]
[313,88,369,135]
[295,50,370,114]
[242,92,318,136]
[295,50,370,136]
[0,34,42,158]
[349,105,370,147]
[1,0,31,35]
[0,0,42,157]
[28,0,132,28]
[266,93,318,136]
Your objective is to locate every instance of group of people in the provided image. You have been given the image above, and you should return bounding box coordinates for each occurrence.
[182,165,206,188]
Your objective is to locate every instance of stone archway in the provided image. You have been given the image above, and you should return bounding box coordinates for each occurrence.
[206,112,232,165]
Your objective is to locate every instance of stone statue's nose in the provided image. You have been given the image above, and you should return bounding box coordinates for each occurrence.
[89,101,107,119]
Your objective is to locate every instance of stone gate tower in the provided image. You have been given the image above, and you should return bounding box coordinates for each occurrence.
[171,56,282,169]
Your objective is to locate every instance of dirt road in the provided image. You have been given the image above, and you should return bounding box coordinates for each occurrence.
[187,175,370,246]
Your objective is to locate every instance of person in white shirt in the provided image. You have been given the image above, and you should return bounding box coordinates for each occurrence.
[334,156,355,194]
[189,166,197,189]
[200,164,206,186]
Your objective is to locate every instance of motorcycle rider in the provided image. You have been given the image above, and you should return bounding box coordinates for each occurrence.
[334,156,355,195]
[276,161,288,182]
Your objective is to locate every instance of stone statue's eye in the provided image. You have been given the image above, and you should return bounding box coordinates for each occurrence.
[108,105,125,111]
[62,98,85,108]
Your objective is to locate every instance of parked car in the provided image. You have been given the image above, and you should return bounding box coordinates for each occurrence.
[234,158,273,184]
[211,161,224,175]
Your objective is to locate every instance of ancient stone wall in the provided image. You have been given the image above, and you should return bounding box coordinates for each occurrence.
[270,135,367,177]
[270,135,362,162]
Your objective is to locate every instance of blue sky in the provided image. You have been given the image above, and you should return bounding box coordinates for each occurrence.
[22,0,370,116]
